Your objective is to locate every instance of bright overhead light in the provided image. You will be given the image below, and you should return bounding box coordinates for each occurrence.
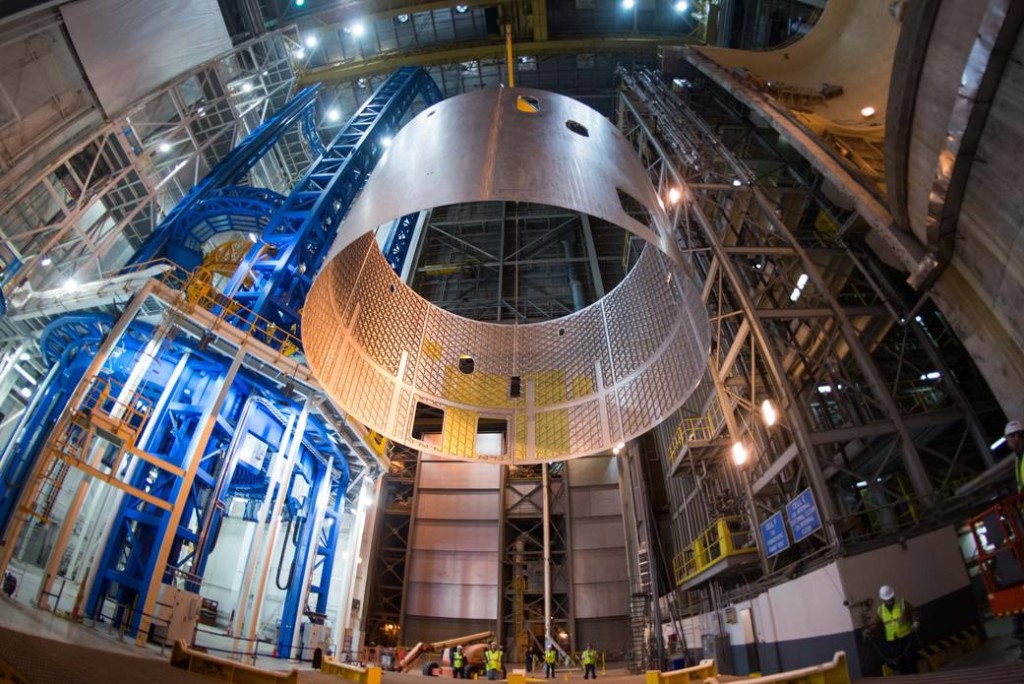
[158,142,172,153]
[294,0,305,6]
[731,442,748,466]
[396,14,410,23]
[242,82,254,92]
[351,22,366,37]
[796,273,809,289]
[327,108,341,122]
[732,178,743,187]
[789,287,802,302]
[674,0,689,11]
[761,399,777,427]
[304,34,318,48]
[991,437,1006,451]
[817,384,833,394]
[455,4,470,12]
[919,371,941,381]
[19,352,31,361]
[64,279,78,293]
[293,47,306,59]
[381,136,392,147]
[248,232,259,243]
[18,387,31,398]
[40,256,52,266]
[667,187,681,204]
[860,106,876,118]
[622,0,635,8]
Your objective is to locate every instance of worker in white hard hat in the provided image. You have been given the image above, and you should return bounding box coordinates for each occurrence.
[1006,420,1024,492]
[867,584,918,674]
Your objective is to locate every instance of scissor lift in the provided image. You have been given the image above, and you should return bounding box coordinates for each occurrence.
[967,491,1024,617]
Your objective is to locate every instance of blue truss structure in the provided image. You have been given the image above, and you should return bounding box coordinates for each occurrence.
[2,68,439,658]
[223,66,443,339]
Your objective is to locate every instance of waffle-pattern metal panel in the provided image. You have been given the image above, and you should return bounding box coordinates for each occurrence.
[303,87,710,463]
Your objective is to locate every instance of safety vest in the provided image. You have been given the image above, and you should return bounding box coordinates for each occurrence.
[454,651,465,668]
[582,649,596,665]
[486,649,502,671]
[878,599,913,642]
[545,650,556,664]
[1016,453,1024,493]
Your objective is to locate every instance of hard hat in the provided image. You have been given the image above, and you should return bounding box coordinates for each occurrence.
[879,584,895,601]
[1006,420,1024,436]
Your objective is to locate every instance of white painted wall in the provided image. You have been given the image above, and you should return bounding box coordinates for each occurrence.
[837,525,969,626]
[674,526,969,648]
[201,516,255,621]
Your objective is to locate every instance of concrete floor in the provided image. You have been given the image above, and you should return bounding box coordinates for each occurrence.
[4,588,1024,684]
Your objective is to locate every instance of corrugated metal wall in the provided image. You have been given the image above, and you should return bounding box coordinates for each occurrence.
[568,456,630,650]
[404,455,503,642]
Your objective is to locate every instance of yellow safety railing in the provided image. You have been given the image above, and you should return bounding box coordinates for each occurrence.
[644,658,717,684]
[706,651,849,684]
[673,517,757,586]
[0,657,30,684]
[157,266,302,359]
[321,655,383,684]
[169,640,300,683]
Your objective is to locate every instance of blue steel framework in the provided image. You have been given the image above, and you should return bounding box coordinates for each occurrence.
[0,67,442,659]
[223,66,443,337]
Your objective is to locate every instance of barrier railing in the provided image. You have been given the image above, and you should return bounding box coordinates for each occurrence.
[321,655,383,684]
[643,659,717,684]
[0,657,30,684]
[706,652,849,684]
[672,517,757,585]
[170,640,300,683]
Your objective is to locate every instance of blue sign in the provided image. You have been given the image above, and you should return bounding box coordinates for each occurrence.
[786,488,822,543]
[760,510,790,558]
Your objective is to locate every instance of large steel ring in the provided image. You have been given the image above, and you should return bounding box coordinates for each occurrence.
[303,87,709,462]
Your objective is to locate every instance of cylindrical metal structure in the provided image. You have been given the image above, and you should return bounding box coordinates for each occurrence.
[303,87,710,463]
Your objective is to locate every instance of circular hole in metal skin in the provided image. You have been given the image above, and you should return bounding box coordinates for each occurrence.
[517,95,541,113]
[303,87,710,463]
[458,355,475,374]
[565,120,589,137]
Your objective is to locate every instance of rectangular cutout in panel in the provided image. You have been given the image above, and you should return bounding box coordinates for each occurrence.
[413,401,444,439]
[477,417,507,456]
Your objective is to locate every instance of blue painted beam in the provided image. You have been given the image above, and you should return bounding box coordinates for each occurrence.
[223,67,442,343]
[129,87,320,267]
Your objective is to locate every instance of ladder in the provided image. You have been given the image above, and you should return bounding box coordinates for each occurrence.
[629,592,650,673]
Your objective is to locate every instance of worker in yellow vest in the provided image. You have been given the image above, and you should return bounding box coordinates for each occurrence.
[581,644,597,679]
[544,645,557,678]
[452,645,466,679]
[869,584,918,674]
[485,642,503,680]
